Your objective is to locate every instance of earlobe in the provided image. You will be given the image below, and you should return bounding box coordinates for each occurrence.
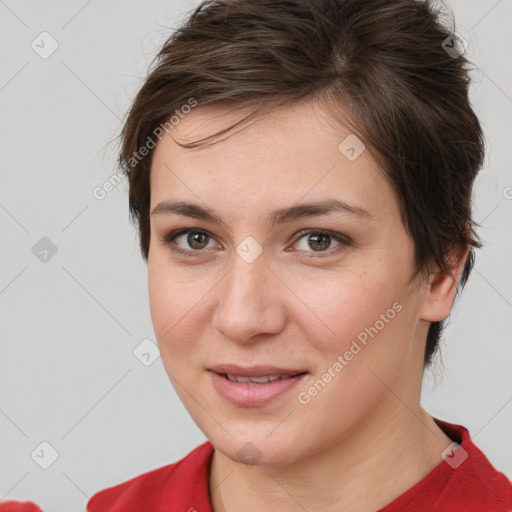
[419,244,470,322]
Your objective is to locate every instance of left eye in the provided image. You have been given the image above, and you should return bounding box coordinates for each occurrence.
[161,229,351,257]
[292,230,346,254]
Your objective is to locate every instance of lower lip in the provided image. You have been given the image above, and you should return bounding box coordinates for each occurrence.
[209,371,307,407]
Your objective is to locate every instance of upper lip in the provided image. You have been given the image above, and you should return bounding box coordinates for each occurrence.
[209,364,308,377]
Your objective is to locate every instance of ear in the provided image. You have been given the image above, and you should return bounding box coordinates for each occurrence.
[419,243,470,322]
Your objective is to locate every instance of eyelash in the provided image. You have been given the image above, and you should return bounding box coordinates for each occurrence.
[159,228,353,259]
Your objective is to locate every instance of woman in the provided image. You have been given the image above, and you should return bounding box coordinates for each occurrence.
[7,0,510,511]
[88,0,512,510]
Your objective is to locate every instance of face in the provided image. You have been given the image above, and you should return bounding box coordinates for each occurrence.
[147,101,432,467]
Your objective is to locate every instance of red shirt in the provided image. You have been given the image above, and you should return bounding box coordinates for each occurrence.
[85,419,512,512]
[0,504,42,512]
[2,420,511,512]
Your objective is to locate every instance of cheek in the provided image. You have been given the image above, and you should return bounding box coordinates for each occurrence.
[148,257,199,347]
[295,274,415,426]
[147,253,221,374]
[294,264,405,354]
[148,258,171,337]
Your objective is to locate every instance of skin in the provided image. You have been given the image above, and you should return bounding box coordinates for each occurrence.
[147,100,468,512]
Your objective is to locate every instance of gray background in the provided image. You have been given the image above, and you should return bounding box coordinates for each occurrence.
[0,0,511,510]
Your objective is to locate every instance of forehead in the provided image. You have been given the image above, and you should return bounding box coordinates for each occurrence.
[149,101,393,217]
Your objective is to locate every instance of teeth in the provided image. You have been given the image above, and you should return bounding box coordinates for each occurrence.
[224,373,294,384]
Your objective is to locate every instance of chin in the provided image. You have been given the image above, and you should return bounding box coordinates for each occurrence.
[211,428,308,468]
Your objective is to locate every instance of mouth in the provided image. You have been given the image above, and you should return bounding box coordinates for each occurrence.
[208,364,308,378]
[208,365,309,407]
[217,372,307,384]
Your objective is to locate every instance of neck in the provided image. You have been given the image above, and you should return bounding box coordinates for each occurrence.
[209,407,452,512]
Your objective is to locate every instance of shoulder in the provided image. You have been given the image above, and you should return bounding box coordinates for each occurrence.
[384,419,512,511]
[87,441,214,512]
[446,424,512,510]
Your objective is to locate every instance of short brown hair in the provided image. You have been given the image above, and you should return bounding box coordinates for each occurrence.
[118,0,484,367]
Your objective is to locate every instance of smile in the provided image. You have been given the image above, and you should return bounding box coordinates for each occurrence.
[222,373,297,384]
[209,370,308,406]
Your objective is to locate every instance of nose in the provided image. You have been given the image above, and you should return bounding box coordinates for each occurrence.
[212,249,287,344]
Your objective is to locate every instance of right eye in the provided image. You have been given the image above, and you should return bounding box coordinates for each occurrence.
[160,228,220,257]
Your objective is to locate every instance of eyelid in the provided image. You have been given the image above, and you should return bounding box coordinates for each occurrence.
[160,228,353,257]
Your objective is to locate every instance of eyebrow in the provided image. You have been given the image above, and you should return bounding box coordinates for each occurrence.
[151,198,373,228]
